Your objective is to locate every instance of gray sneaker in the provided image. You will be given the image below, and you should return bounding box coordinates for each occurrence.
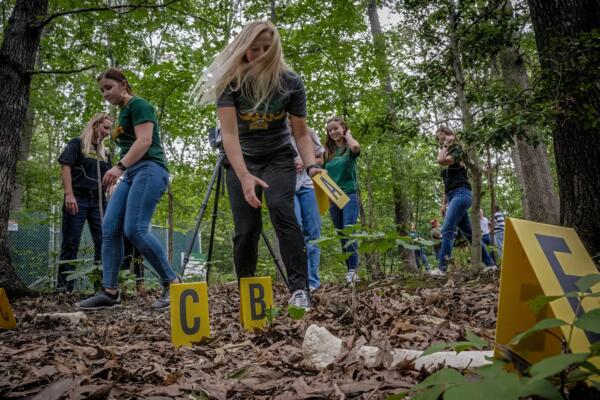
[288,289,311,311]
[151,285,171,310]
[75,290,121,310]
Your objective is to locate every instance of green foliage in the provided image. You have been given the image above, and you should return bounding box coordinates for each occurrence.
[286,304,306,320]
[403,274,600,399]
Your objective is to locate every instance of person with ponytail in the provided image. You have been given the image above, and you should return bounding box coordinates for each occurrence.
[76,68,180,310]
[57,113,112,292]
[323,116,361,283]
[432,126,497,275]
[194,20,320,310]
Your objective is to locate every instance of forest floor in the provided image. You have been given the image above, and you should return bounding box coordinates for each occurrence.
[0,271,498,399]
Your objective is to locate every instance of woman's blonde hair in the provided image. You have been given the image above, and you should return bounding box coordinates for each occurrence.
[80,113,111,160]
[193,20,290,112]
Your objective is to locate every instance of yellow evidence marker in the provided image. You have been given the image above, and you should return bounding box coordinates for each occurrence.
[0,288,17,329]
[239,277,273,331]
[170,282,210,347]
[496,218,600,364]
[312,172,349,214]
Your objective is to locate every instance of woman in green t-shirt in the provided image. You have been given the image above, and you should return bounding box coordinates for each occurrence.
[76,68,180,310]
[323,116,361,283]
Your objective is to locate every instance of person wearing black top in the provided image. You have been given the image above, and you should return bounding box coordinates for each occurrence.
[432,126,497,275]
[57,113,112,292]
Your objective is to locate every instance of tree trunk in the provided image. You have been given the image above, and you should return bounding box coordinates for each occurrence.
[493,0,560,224]
[367,0,414,272]
[0,0,48,297]
[447,0,483,267]
[527,0,600,259]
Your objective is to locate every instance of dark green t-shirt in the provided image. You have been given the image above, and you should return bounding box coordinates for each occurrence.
[216,71,307,157]
[112,97,167,170]
[324,147,359,194]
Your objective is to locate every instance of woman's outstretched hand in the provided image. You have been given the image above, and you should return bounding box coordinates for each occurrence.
[240,173,269,208]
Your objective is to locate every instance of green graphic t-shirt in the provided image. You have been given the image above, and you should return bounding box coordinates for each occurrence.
[216,71,307,157]
[112,97,167,170]
[324,147,360,194]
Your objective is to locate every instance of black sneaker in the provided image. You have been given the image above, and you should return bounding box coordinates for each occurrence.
[75,289,121,310]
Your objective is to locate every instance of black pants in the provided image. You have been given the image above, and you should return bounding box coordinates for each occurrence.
[225,149,308,292]
[58,192,104,292]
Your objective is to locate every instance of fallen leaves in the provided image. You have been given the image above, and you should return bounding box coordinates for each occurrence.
[0,274,498,399]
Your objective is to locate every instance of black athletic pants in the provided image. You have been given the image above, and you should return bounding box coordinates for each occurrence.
[225,148,308,292]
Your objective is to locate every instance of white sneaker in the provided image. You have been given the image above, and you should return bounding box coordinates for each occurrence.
[288,289,311,311]
[483,265,498,273]
[345,270,360,283]
[429,269,446,276]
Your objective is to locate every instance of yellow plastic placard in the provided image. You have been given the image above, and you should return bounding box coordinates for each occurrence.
[313,183,331,215]
[496,218,600,364]
[239,277,273,331]
[170,282,210,347]
[0,288,16,329]
[312,172,349,211]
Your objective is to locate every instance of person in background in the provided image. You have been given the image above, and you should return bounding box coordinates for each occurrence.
[76,68,181,310]
[480,209,496,264]
[493,205,506,258]
[410,223,430,272]
[323,116,361,283]
[193,20,321,310]
[430,219,442,261]
[57,113,112,293]
[432,126,497,275]
[290,126,324,292]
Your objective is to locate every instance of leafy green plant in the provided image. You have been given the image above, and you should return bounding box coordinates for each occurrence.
[286,304,306,321]
[393,273,600,399]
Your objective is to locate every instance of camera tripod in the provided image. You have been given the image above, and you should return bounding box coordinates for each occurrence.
[180,151,290,289]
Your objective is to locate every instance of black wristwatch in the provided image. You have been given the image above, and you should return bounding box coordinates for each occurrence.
[305,164,320,176]
[116,161,127,171]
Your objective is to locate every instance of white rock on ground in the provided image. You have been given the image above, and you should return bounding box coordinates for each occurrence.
[303,324,493,371]
[302,324,343,369]
[36,312,87,326]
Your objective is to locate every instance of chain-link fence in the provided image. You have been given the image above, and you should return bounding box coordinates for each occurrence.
[9,207,203,291]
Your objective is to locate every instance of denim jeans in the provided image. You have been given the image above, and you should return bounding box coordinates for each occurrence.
[294,185,321,290]
[494,230,505,257]
[58,193,104,291]
[225,149,308,292]
[102,160,177,289]
[329,191,359,271]
[482,233,496,264]
[415,248,429,271]
[438,187,495,271]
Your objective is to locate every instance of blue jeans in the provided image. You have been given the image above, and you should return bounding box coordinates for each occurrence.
[415,248,429,271]
[495,230,504,257]
[58,193,104,291]
[102,160,177,289]
[294,185,321,290]
[329,191,359,271]
[438,187,495,271]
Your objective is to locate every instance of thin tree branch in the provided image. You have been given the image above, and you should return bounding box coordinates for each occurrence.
[35,0,183,29]
[29,64,96,75]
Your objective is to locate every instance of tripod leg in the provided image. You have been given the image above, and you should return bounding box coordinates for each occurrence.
[205,164,222,283]
[261,231,290,290]
[181,154,224,276]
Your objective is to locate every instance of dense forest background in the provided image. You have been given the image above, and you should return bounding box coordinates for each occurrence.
[1,0,598,290]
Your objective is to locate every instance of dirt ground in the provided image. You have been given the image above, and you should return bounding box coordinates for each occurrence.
[0,273,498,399]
